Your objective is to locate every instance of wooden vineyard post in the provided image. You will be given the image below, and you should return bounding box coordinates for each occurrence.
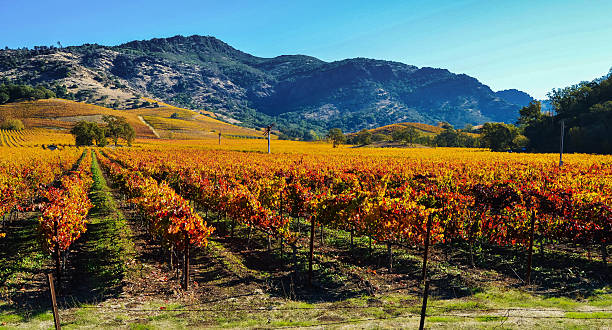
[421,213,433,283]
[418,280,430,330]
[47,273,61,330]
[264,124,273,154]
[218,132,221,145]
[320,224,324,246]
[54,221,61,287]
[526,210,536,285]
[387,242,393,273]
[279,190,284,259]
[308,216,315,286]
[183,233,190,290]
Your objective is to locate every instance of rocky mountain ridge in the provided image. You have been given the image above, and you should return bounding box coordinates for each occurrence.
[0,35,532,138]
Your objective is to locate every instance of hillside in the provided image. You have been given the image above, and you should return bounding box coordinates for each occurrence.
[357,122,445,137]
[0,99,156,138]
[495,89,534,108]
[0,98,268,140]
[0,35,532,138]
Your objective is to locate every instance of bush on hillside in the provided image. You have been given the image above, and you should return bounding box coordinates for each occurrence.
[0,118,25,130]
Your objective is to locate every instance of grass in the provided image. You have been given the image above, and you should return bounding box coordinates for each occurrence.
[565,311,612,319]
[73,150,136,295]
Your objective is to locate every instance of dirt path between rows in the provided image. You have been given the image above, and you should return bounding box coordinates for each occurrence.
[137,115,160,138]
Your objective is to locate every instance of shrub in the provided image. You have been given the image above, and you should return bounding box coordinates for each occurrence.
[1,118,25,130]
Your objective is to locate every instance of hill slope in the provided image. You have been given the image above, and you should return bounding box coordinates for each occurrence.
[0,35,532,137]
[0,98,267,139]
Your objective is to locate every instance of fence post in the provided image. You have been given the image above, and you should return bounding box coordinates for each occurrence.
[47,273,61,330]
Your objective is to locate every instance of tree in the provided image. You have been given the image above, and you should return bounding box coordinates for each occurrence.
[480,123,519,152]
[0,91,9,104]
[434,129,460,147]
[372,133,389,142]
[518,100,543,126]
[404,127,420,146]
[326,128,345,148]
[304,130,319,141]
[439,122,454,130]
[102,115,135,146]
[392,127,420,145]
[70,121,106,146]
[1,118,25,130]
[354,129,372,145]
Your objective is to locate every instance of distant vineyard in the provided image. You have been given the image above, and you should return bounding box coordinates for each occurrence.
[0,128,75,147]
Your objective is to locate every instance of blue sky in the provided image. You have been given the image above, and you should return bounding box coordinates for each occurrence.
[1,0,611,99]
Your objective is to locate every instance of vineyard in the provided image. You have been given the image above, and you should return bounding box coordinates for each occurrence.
[0,141,611,328]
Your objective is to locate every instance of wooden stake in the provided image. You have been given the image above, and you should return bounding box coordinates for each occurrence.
[526,210,536,285]
[54,221,61,286]
[183,234,190,290]
[308,216,315,286]
[47,273,61,330]
[387,242,393,273]
[418,280,430,330]
[320,224,324,246]
[421,213,433,283]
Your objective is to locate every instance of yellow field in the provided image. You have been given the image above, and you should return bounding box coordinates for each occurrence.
[131,137,612,169]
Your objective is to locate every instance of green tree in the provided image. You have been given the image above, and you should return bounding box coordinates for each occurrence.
[102,115,135,146]
[518,100,543,126]
[371,133,389,142]
[355,129,372,145]
[304,129,319,141]
[403,127,420,145]
[326,128,346,148]
[0,91,9,104]
[480,122,519,151]
[434,129,460,147]
[70,121,106,146]
[392,127,420,145]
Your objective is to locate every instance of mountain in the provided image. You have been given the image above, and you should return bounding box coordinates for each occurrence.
[0,35,531,138]
[495,89,534,108]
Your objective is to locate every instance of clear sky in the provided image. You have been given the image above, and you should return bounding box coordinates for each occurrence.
[1,0,611,99]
